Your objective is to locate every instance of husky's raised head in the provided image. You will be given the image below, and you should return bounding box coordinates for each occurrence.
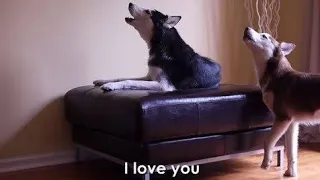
[243,27,296,81]
[125,3,181,46]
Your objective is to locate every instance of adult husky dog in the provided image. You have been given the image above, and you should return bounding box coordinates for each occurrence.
[94,3,221,91]
[243,27,320,177]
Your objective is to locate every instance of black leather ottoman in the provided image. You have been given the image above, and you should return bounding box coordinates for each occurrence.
[64,84,284,180]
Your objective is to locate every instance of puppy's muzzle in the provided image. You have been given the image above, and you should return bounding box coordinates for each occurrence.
[243,27,253,41]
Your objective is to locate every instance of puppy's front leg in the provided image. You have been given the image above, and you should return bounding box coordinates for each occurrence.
[284,122,299,177]
[261,118,292,170]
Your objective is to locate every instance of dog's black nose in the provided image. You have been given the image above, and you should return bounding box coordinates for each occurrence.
[245,27,250,32]
[129,3,133,8]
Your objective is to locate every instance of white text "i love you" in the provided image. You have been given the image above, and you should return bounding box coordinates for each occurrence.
[124,162,200,177]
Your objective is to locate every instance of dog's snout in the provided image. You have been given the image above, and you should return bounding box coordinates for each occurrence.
[129,2,133,8]
[243,27,253,41]
[244,27,251,34]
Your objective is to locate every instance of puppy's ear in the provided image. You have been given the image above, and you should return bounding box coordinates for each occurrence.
[279,42,296,56]
[164,16,181,28]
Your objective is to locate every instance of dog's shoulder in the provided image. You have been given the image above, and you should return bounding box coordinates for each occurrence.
[147,28,221,89]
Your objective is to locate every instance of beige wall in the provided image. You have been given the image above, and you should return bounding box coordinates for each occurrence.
[278,0,313,71]
[0,0,311,159]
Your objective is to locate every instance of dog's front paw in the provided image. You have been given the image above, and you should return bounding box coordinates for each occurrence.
[101,83,119,91]
[284,166,297,177]
[100,82,123,91]
[93,80,110,86]
[261,158,272,170]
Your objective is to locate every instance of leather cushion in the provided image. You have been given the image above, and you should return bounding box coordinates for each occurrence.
[64,84,273,143]
[73,125,281,165]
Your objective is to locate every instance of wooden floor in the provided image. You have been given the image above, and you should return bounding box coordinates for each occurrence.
[1,143,320,180]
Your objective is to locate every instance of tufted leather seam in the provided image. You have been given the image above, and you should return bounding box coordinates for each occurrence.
[141,94,245,111]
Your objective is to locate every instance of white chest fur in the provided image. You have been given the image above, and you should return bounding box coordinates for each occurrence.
[147,54,176,91]
[262,91,274,112]
[147,54,163,81]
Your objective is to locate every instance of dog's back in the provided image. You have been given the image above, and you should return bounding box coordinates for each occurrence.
[283,72,320,114]
[261,53,320,119]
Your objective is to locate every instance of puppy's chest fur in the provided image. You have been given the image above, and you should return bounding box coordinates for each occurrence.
[259,57,320,121]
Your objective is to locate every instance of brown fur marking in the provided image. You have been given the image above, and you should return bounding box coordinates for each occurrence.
[259,47,320,121]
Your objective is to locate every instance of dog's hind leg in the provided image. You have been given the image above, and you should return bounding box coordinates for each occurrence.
[284,122,299,177]
[261,118,292,170]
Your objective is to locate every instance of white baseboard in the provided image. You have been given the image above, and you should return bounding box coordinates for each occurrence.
[0,150,77,173]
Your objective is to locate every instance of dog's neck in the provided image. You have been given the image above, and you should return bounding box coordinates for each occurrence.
[251,51,293,90]
[149,28,195,61]
[257,55,293,91]
[251,53,269,85]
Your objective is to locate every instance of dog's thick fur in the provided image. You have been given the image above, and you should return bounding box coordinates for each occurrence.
[243,27,320,177]
[94,3,221,91]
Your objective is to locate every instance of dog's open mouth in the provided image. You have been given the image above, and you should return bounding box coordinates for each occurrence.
[125,17,134,23]
[126,3,135,23]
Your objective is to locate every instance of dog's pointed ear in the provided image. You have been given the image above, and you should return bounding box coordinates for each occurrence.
[279,42,296,56]
[164,16,181,28]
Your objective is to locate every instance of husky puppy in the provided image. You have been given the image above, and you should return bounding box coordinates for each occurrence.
[243,27,320,177]
[94,3,221,91]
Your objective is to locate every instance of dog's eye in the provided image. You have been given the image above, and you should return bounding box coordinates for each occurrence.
[262,35,268,39]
